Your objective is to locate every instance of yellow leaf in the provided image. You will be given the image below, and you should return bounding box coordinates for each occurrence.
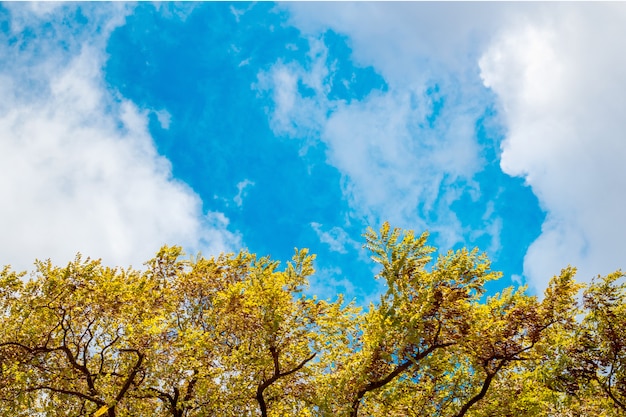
[93,405,109,417]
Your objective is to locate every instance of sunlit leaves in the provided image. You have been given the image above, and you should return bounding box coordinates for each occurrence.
[546,270,626,413]
[0,223,623,416]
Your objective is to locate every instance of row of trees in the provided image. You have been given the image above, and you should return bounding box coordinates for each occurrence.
[1,223,624,416]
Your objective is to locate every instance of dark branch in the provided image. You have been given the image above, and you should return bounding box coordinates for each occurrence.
[256,351,317,417]
[350,342,453,417]
[26,385,105,406]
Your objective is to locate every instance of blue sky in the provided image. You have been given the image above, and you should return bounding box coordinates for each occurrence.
[2,2,625,302]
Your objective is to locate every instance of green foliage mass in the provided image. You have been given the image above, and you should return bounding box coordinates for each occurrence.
[0,223,623,416]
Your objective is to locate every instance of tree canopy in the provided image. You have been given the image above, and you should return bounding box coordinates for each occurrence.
[1,223,623,416]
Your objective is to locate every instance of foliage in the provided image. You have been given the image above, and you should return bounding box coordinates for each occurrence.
[547,270,626,414]
[0,222,622,416]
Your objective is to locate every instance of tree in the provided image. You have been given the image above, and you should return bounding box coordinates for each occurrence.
[1,222,620,416]
[317,223,581,417]
[330,223,500,417]
[447,266,581,417]
[131,246,352,417]
[549,270,626,415]
[0,256,167,416]
[205,249,344,417]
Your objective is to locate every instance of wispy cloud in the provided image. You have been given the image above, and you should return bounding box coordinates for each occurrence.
[256,13,492,253]
[0,3,239,271]
[255,38,330,143]
[233,179,255,208]
[154,109,172,130]
[310,222,359,254]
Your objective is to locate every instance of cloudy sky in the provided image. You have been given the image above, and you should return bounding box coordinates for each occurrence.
[2,2,625,301]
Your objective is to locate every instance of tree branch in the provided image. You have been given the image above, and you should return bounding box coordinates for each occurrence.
[453,361,505,417]
[256,351,316,417]
[26,385,105,406]
[350,342,453,417]
[114,348,145,404]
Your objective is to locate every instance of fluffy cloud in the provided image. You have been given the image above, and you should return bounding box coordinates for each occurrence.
[283,3,536,85]
[0,3,238,271]
[480,3,626,290]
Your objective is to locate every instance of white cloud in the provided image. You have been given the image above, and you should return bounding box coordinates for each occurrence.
[0,4,239,271]
[255,38,330,144]
[282,3,533,86]
[310,222,359,254]
[259,5,496,252]
[233,179,255,208]
[270,3,626,293]
[479,3,626,291]
[320,87,483,247]
[229,4,254,24]
[306,266,355,302]
[154,109,172,130]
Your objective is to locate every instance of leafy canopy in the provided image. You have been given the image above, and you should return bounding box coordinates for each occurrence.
[0,222,622,416]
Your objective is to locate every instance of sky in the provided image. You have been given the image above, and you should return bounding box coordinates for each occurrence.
[1,2,625,302]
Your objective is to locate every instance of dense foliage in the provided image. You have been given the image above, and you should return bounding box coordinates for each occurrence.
[1,223,624,416]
